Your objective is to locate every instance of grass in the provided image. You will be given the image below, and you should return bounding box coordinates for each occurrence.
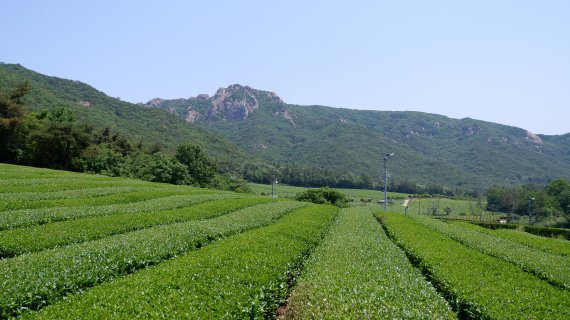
[249,182,407,200]
[249,183,495,218]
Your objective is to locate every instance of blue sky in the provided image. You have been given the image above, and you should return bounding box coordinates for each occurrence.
[2,1,569,134]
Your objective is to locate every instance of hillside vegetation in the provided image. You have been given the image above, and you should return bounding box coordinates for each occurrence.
[150,84,570,191]
[3,64,570,192]
[0,63,252,164]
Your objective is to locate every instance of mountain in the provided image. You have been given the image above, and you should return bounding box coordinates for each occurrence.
[2,63,568,191]
[0,63,253,164]
[147,84,570,190]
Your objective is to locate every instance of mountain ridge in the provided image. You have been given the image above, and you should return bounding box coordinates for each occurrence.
[1,63,568,190]
[147,83,570,189]
[146,83,567,137]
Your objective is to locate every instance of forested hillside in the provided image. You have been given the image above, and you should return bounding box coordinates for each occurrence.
[149,84,570,190]
[0,63,250,162]
[2,63,569,193]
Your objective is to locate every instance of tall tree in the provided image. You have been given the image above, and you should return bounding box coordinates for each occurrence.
[175,143,217,187]
[27,106,92,170]
[0,81,30,162]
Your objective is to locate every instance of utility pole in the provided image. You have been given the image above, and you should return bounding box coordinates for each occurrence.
[383,153,394,212]
[528,197,535,223]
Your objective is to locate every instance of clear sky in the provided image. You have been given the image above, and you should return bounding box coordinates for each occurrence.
[2,1,569,135]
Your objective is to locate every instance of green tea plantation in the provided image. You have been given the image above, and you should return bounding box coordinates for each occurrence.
[0,164,568,319]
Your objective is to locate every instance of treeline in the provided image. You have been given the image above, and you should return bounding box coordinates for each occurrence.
[240,162,375,189]
[0,82,250,193]
[486,179,570,227]
[239,161,473,197]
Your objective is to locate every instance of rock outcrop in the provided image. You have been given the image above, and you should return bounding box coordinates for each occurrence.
[146,84,286,124]
[209,85,259,122]
[147,98,164,107]
[525,131,543,145]
[185,110,201,124]
[276,108,296,126]
[463,126,480,137]
[167,107,178,115]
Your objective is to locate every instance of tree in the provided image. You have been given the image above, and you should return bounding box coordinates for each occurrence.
[0,81,31,162]
[295,187,350,208]
[133,152,189,185]
[175,143,217,187]
[210,173,253,193]
[484,182,569,225]
[546,178,570,197]
[359,172,374,189]
[558,190,570,214]
[93,127,132,155]
[546,179,570,215]
[337,172,357,188]
[78,144,130,176]
[26,106,92,170]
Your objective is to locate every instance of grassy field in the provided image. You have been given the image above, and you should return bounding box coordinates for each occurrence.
[250,182,407,200]
[250,182,494,217]
[2,163,569,319]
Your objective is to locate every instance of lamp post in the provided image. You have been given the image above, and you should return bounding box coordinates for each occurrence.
[383,153,394,212]
[271,177,278,198]
[528,197,535,223]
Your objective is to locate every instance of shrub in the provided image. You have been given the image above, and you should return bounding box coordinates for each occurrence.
[295,187,350,207]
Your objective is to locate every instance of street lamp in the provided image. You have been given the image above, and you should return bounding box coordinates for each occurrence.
[271,177,278,198]
[528,197,535,223]
[383,153,394,212]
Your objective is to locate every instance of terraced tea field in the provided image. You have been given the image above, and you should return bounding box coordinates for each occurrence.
[1,163,569,319]
[378,213,570,319]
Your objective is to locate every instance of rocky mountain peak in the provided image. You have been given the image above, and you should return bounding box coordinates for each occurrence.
[146,98,164,107]
[212,84,285,105]
[146,84,286,124]
[209,85,259,122]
